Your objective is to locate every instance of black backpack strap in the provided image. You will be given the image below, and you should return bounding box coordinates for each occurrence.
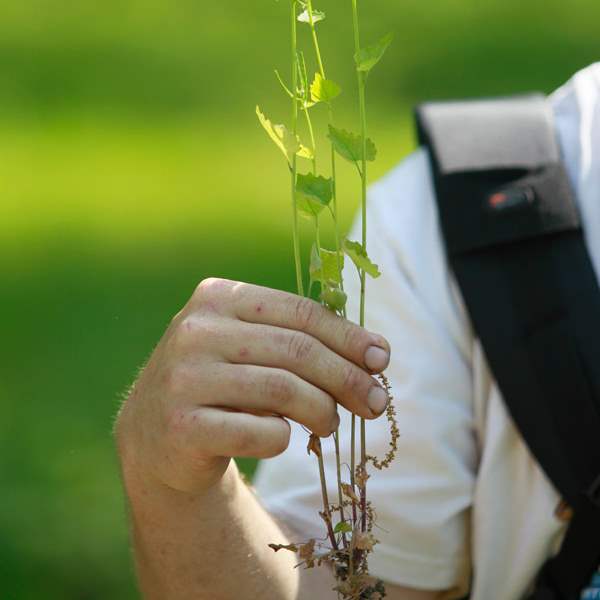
[416,95,600,600]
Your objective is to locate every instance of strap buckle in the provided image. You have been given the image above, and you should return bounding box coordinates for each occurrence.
[486,186,536,213]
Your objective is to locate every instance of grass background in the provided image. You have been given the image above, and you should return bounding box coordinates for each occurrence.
[1,1,598,598]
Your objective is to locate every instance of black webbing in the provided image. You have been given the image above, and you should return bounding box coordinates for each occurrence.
[416,95,600,600]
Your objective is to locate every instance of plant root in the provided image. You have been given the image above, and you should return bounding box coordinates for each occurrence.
[269,376,397,599]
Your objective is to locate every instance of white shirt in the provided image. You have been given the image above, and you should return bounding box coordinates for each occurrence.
[254,62,600,600]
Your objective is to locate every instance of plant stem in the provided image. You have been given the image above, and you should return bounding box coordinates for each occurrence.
[316,439,339,551]
[333,431,348,548]
[315,215,325,280]
[306,1,345,312]
[306,0,326,77]
[296,52,318,174]
[306,0,351,543]
[303,106,317,174]
[315,214,348,549]
[351,0,369,534]
[290,0,304,297]
[313,214,340,551]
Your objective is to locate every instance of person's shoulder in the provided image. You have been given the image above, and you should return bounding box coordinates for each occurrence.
[551,62,600,112]
[550,62,600,195]
[367,147,436,240]
[370,147,432,206]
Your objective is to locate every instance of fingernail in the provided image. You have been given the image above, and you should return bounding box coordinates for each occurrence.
[364,345,389,372]
[368,385,388,415]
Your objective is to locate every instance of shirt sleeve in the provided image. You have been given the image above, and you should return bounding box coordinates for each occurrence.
[252,148,476,596]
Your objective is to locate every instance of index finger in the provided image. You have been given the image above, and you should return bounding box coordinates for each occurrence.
[224,281,390,373]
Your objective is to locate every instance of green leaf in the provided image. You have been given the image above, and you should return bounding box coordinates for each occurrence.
[297,145,314,160]
[321,286,347,312]
[297,5,325,24]
[309,245,344,285]
[327,125,377,165]
[310,244,322,281]
[297,196,325,218]
[310,73,341,104]
[354,33,394,73]
[256,106,300,165]
[296,173,332,218]
[297,172,332,204]
[256,107,313,163]
[333,521,353,534]
[343,240,381,278]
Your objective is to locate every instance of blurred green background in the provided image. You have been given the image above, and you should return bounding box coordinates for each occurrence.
[0,1,597,598]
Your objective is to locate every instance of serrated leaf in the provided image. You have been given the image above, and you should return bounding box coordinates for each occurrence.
[334,521,353,534]
[297,173,332,204]
[256,106,300,165]
[297,8,325,24]
[296,173,332,218]
[297,196,325,218]
[327,125,377,165]
[310,73,341,104]
[355,33,394,73]
[354,33,394,73]
[310,245,344,285]
[343,240,381,278]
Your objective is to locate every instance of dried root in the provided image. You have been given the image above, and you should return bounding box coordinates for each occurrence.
[269,376,398,599]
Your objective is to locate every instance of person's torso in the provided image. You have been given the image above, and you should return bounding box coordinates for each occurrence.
[468,62,600,600]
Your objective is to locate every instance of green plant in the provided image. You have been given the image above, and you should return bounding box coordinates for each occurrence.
[257,2,397,597]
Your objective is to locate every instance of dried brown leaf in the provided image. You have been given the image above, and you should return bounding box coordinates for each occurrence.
[341,483,360,504]
[354,532,378,552]
[298,539,316,560]
[299,539,316,568]
[355,465,370,489]
[306,433,322,458]
[268,543,298,553]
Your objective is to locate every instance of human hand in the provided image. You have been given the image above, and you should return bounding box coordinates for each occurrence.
[115,278,390,495]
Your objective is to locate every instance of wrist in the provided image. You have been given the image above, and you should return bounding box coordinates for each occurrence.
[120,451,241,512]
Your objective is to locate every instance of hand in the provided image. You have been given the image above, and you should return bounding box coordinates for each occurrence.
[115,278,391,495]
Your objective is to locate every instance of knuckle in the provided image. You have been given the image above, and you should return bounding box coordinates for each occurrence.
[229,280,251,302]
[193,277,230,305]
[171,315,207,350]
[292,296,320,331]
[342,323,364,353]
[341,364,364,396]
[194,277,219,298]
[287,331,314,362]
[265,371,295,405]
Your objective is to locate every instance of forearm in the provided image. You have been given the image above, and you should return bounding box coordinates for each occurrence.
[123,460,331,600]
[116,279,443,600]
